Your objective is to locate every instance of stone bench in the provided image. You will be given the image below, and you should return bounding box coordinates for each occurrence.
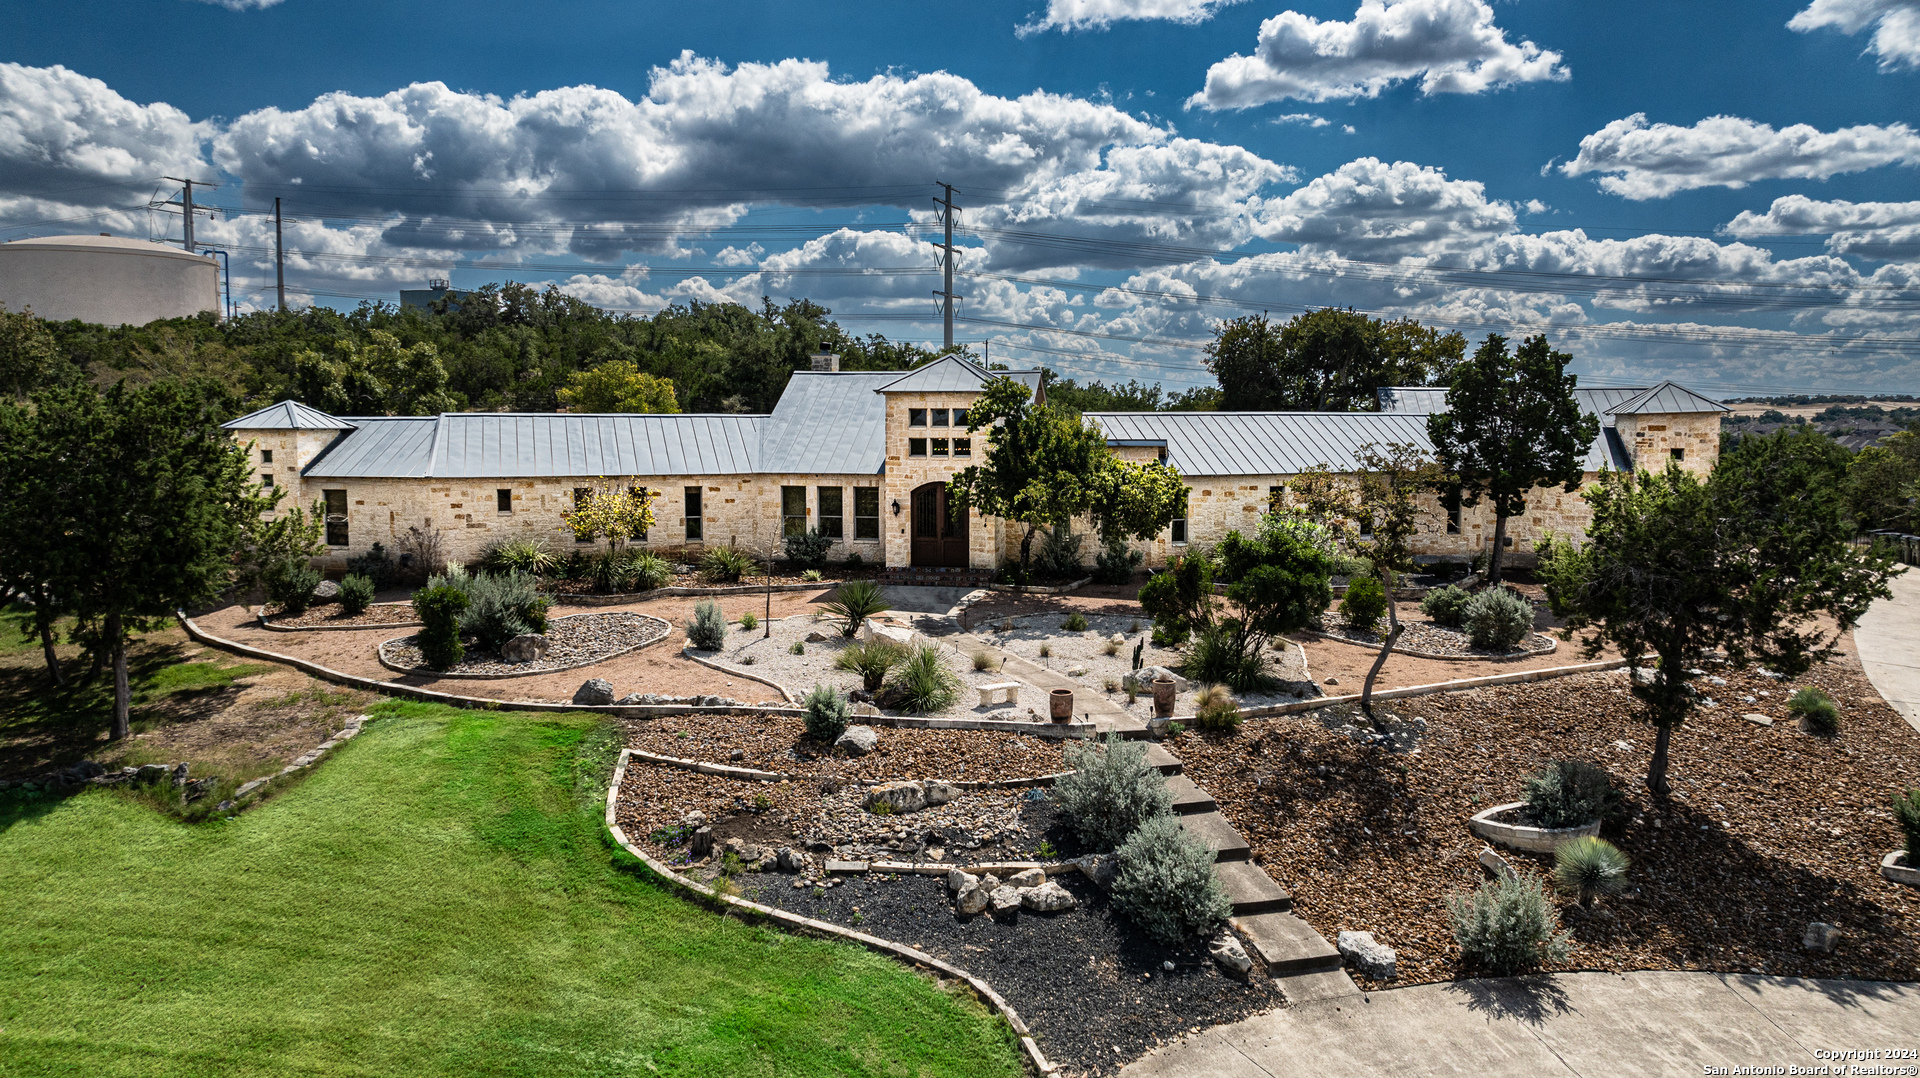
[977,681,1020,708]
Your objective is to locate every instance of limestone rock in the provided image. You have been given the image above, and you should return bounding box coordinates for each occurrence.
[1020,881,1076,912]
[1337,930,1397,981]
[835,725,879,756]
[313,579,341,601]
[1124,666,1190,693]
[1478,846,1516,881]
[1075,853,1118,890]
[864,780,928,815]
[1804,922,1840,953]
[988,885,1023,915]
[805,630,831,643]
[1066,666,1088,677]
[923,781,960,807]
[1107,633,1126,647]
[729,748,744,762]
[947,867,978,894]
[1741,713,1775,727]
[1209,931,1252,974]
[170,762,189,787]
[682,810,708,828]
[500,634,550,664]
[572,678,616,706]
[1005,867,1046,889]
[776,847,806,873]
[955,878,992,915]
[134,764,169,783]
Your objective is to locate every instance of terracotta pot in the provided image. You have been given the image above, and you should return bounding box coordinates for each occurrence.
[1050,688,1074,721]
[1152,677,1176,718]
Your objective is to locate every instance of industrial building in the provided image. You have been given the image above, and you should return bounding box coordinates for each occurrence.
[0,234,221,326]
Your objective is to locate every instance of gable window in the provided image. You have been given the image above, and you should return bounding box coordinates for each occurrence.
[322,489,349,546]
[909,408,927,427]
[931,438,949,457]
[952,408,968,428]
[684,486,703,541]
[817,486,844,539]
[931,408,949,427]
[1170,494,1188,545]
[953,438,971,457]
[854,487,880,540]
[782,486,807,538]
[260,449,272,464]
[909,437,928,457]
[497,489,513,513]
[1671,447,1685,461]
[573,488,593,542]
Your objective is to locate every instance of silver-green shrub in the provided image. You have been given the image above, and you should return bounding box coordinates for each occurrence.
[337,573,375,616]
[687,599,727,650]
[1464,586,1533,650]
[802,683,849,743]
[1446,874,1571,974]
[433,568,549,652]
[1111,815,1233,945]
[1420,584,1471,628]
[1053,732,1173,851]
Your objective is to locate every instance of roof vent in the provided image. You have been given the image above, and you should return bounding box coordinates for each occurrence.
[99,232,111,237]
[810,351,840,372]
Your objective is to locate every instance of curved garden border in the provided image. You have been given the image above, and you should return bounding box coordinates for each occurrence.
[559,580,840,605]
[603,748,1056,1075]
[1301,627,1557,662]
[258,601,422,632]
[628,746,1073,791]
[374,612,671,679]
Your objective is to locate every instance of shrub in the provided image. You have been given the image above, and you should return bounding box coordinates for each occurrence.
[1033,526,1085,578]
[338,573,375,616]
[1062,612,1089,632]
[821,579,891,637]
[411,585,470,670]
[1789,686,1839,736]
[1103,638,1121,657]
[1894,789,1920,859]
[1522,759,1625,830]
[1446,874,1572,975]
[801,568,823,582]
[835,639,905,692]
[886,644,960,714]
[844,552,863,568]
[438,569,549,653]
[1054,732,1174,851]
[479,537,557,577]
[345,542,396,590]
[784,527,834,570]
[1553,837,1631,907]
[1193,684,1241,731]
[588,549,673,594]
[1332,554,1372,578]
[1465,586,1533,650]
[1110,815,1233,946]
[1038,642,1051,658]
[790,640,805,655]
[699,545,758,583]
[739,612,758,632]
[1339,574,1387,635]
[803,683,849,743]
[267,560,322,615]
[1093,535,1143,585]
[971,649,995,672]
[1421,584,1471,628]
[1178,624,1273,694]
[687,600,727,650]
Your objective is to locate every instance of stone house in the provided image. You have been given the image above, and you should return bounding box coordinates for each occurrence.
[223,353,1726,573]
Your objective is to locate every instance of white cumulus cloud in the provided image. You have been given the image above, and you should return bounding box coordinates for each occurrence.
[1252,156,1516,258]
[1018,0,1245,35]
[1789,0,1920,70]
[1190,0,1568,110]
[1561,113,1920,200]
[1723,194,1920,258]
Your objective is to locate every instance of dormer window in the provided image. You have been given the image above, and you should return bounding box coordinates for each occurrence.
[909,408,927,426]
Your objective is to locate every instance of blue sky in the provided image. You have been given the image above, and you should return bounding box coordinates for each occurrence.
[3,0,1918,395]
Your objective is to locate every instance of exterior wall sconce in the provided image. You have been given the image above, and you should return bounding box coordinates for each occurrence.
[891,499,901,516]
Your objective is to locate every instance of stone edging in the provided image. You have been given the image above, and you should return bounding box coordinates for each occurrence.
[258,602,424,633]
[987,576,1091,595]
[627,748,1071,790]
[1468,800,1600,853]
[604,749,1056,1075]
[230,714,374,804]
[1882,850,1920,886]
[560,581,837,605]
[679,647,800,703]
[375,613,673,680]
[1236,656,1631,719]
[1300,628,1557,662]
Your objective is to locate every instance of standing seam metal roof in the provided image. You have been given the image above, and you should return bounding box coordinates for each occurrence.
[223,400,358,431]
[1085,411,1439,474]
[1610,381,1730,415]
[873,355,1044,395]
[759,371,894,475]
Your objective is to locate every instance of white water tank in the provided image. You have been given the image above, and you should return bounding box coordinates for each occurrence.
[0,234,220,326]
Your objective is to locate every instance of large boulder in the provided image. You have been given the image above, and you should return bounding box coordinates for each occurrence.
[988,885,1023,916]
[500,634,550,664]
[864,781,928,815]
[1020,881,1077,913]
[313,579,341,601]
[1337,930,1398,981]
[776,847,806,873]
[947,868,978,894]
[1124,665,1190,693]
[835,725,879,756]
[955,878,992,915]
[572,678,616,706]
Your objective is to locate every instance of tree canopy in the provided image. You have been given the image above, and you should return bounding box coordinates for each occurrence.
[1203,308,1464,412]
[556,360,681,413]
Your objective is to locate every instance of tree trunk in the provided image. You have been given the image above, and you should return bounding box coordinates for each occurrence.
[1646,720,1673,797]
[1360,567,1403,729]
[38,612,65,687]
[1486,512,1509,584]
[108,612,130,741]
[1018,525,1038,591]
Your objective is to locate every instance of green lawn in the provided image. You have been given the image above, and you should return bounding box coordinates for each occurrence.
[0,703,1024,1078]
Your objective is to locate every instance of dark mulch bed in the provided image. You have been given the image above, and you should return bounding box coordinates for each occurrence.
[261,601,420,628]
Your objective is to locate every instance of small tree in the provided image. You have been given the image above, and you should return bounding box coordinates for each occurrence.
[557,361,681,413]
[1540,448,1899,794]
[1427,334,1598,584]
[1088,456,1188,579]
[564,482,657,550]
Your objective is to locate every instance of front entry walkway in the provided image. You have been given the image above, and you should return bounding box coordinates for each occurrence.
[1121,971,1920,1077]
[1857,569,1920,735]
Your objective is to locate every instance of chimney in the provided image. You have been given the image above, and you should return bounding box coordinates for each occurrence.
[810,351,840,372]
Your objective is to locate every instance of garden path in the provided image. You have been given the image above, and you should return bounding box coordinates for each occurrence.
[1856,569,1920,735]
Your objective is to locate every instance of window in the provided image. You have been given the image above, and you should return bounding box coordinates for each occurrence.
[497,489,512,513]
[322,489,349,546]
[953,438,972,457]
[1170,494,1188,544]
[573,488,593,542]
[1671,447,1685,461]
[1268,484,1285,512]
[931,438,949,457]
[909,408,927,426]
[1443,486,1462,535]
[854,487,880,540]
[782,486,807,538]
[630,487,648,542]
[261,472,274,488]
[260,449,272,464]
[952,408,968,428]
[817,486,844,539]
[931,408,949,427]
[909,437,927,457]
[684,486,703,541]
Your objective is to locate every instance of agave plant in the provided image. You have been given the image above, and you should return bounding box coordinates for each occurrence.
[821,579,891,637]
[480,538,558,577]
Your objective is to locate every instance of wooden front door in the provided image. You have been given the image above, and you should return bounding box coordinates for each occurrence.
[910,482,970,567]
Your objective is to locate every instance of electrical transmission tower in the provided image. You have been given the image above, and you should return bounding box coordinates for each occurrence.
[932,182,960,351]
[154,177,218,251]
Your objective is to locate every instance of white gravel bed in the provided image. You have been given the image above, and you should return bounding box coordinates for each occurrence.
[1314,611,1556,657]
[977,612,1315,716]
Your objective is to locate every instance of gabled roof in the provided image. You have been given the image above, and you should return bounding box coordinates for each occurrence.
[222,400,358,431]
[1378,385,1653,422]
[759,370,894,475]
[874,355,1044,395]
[1086,411,1438,474]
[1609,381,1730,415]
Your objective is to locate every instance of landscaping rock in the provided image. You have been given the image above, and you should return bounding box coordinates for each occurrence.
[171,762,189,787]
[1021,881,1077,912]
[216,800,234,812]
[234,777,267,798]
[135,764,169,783]
[1337,930,1397,981]
[947,867,978,894]
[955,878,992,915]
[864,780,928,815]
[835,725,879,756]
[1108,633,1126,647]
[500,634,550,664]
[776,847,806,873]
[1005,867,1047,889]
[1478,846,1517,880]
[1804,922,1840,953]
[1125,666,1190,693]
[313,579,341,600]
[923,780,960,807]
[1741,713,1775,727]
[682,810,708,828]
[1209,931,1253,974]
[729,748,744,761]
[1075,853,1119,889]
[572,678,616,706]
[805,630,831,643]
[988,885,1023,915]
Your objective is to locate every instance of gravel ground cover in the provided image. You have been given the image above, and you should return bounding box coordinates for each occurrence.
[1173,653,1920,988]
[262,601,419,628]
[379,611,668,675]
[1311,610,1556,658]
[546,562,885,597]
[622,712,1069,784]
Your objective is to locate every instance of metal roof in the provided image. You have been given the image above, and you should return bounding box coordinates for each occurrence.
[223,400,358,431]
[1085,411,1439,475]
[1377,385,1653,422]
[430,413,763,478]
[301,418,437,477]
[759,371,893,475]
[1610,381,1729,415]
[874,355,1044,395]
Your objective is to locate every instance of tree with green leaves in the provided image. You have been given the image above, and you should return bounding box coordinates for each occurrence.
[0,306,65,400]
[564,482,658,550]
[556,360,681,413]
[1539,435,1899,795]
[1846,430,1919,531]
[1427,334,1599,585]
[1204,308,1464,412]
[1086,456,1189,579]
[292,329,456,416]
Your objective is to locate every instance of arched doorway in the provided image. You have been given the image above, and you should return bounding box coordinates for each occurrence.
[910,482,969,567]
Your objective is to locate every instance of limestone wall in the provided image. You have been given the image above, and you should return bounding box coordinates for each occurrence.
[879,389,1003,569]
[1615,412,1721,477]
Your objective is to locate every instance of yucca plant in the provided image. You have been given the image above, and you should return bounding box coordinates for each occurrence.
[886,644,960,714]
[699,545,759,583]
[480,538,558,577]
[821,579,891,637]
[1553,836,1631,907]
[834,639,905,691]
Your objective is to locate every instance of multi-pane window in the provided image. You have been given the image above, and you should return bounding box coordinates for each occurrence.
[782,486,807,538]
[952,408,968,428]
[908,437,928,457]
[497,488,512,513]
[931,438,949,457]
[931,408,949,427]
[854,487,880,540]
[684,486,703,541]
[817,486,844,539]
[953,438,972,457]
[909,408,927,426]
[574,487,593,542]
[323,489,349,546]
[1170,494,1188,544]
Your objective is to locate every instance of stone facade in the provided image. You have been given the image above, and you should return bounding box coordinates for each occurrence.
[879,388,1005,569]
[1615,411,1721,478]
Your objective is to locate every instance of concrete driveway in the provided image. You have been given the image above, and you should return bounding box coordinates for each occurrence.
[1857,568,1920,735]
[1121,972,1920,1078]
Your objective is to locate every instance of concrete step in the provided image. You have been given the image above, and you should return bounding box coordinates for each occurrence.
[1165,774,1215,816]
[1231,911,1342,975]
[1142,742,1182,776]
[1178,810,1251,862]
[1214,859,1291,915]
[1275,967,1363,1003]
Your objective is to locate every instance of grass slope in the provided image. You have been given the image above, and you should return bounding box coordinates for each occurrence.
[0,703,1022,1078]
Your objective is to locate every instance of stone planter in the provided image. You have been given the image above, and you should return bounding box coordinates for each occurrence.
[1049,688,1074,722]
[1152,677,1176,718]
[1881,849,1920,887]
[1469,801,1600,854]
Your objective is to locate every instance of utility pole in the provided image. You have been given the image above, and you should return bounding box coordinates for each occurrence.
[274,197,287,313]
[932,182,959,352]
[156,177,218,252]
